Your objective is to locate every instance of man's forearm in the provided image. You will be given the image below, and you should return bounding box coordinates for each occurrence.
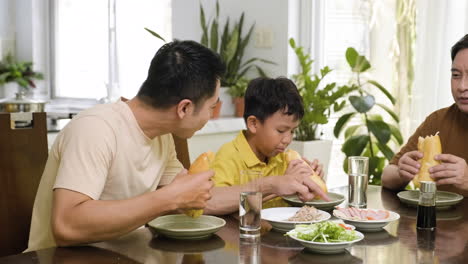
[52,187,178,246]
[382,164,409,190]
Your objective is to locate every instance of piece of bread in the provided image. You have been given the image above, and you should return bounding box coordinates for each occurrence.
[412,134,442,188]
[285,149,328,199]
[185,151,215,218]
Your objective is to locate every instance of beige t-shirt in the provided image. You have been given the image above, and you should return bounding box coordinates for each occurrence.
[27,100,183,251]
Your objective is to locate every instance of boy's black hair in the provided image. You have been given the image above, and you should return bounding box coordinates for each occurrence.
[137,40,225,109]
[451,34,468,61]
[243,77,304,123]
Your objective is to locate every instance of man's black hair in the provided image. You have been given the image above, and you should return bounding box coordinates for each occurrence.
[243,77,304,123]
[137,40,225,109]
[451,34,468,61]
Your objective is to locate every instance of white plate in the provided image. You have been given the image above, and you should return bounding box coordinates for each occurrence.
[261,207,331,232]
[333,209,400,232]
[288,230,364,254]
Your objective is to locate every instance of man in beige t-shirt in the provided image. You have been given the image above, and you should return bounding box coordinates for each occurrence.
[27,40,226,251]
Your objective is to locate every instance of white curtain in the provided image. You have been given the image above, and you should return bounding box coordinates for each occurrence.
[411,0,468,132]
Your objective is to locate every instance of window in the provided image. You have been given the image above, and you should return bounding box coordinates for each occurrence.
[293,0,372,188]
[50,0,172,101]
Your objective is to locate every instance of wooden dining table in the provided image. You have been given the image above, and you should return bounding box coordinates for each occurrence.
[1,185,467,264]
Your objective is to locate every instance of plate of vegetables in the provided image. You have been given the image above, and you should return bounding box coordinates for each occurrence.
[286,221,364,254]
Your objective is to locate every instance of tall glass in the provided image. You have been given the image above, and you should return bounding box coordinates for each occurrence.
[239,170,263,239]
[348,156,369,208]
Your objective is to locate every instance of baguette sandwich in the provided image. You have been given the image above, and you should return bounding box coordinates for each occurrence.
[184,151,215,218]
[412,133,442,188]
[285,149,328,199]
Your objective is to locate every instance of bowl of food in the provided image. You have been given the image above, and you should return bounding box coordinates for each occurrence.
[261,206,331,233]
[286,221,364,254]
[333,207,400,232]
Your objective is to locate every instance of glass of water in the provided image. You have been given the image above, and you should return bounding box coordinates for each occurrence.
[348,156,369,208]
[239,170,263,239]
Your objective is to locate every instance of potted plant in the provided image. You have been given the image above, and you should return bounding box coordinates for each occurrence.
[333,47,403,185]
[288,38,354,177]
[0,54,44,98]
[199,1,274,117]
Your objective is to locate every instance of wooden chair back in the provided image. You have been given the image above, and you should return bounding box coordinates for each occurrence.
[0,112,48,257]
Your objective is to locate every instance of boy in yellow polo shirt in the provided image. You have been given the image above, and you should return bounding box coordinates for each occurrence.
[205,77,328,215]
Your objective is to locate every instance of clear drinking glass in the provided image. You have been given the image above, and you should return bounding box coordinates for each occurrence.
[348,156,369,208]
[239,170,263,239]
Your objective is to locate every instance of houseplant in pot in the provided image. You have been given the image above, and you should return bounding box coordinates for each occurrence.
[0,54,45,112]
[333,47,403,185]
[288,38,354,177]
[199,1,274,117]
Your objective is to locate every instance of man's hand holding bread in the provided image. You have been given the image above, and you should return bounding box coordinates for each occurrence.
[398,133,468,190]
[164,152,214,218]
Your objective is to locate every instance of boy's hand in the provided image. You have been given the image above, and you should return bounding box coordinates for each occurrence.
[303,157,324,178]
[272,160,329,201]
[163,169,214,210]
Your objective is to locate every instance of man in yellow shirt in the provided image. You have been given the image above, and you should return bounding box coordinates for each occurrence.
[205,77,328,215]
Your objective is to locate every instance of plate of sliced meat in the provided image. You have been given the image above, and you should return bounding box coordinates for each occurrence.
[333,207,400,232]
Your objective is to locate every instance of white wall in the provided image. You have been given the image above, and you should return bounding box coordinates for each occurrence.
[0,0,15,60]
[172,0,290,78]
[0,0,49,99]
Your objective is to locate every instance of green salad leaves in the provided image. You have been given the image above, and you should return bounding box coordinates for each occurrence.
[286,221,359,243]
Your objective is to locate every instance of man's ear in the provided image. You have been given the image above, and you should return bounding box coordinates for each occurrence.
[176,99,194,119]
[246,116,259,134]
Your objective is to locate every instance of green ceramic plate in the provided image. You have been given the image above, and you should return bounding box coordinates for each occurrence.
[282,192,346,211]
[397,190,463,210]
[148,214,226,240]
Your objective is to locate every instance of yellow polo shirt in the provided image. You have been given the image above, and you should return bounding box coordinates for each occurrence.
[212,130,290,208]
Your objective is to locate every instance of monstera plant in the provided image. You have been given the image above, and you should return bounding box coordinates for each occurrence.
[333,47,403,185]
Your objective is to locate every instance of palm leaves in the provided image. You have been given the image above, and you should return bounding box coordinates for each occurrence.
[200,1,274,94]
[333,47,403,185]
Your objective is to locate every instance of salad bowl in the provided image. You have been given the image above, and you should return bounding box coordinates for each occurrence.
[286,221,364,254]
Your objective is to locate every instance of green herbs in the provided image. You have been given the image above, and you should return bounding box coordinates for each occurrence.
[286,221,358,243]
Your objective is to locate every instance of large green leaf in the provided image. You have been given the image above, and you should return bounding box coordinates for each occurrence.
[376,103,399,123]
[376,142,395,161]
[199,4,208,46]
[389,124,403,145]
[210,20,219,52]
[349,95,375,113]
[224,25,240,64]
[368,80,396,105]
[144,28,166,42]
[345,47,371,73]
[342,135,370,156]
[334,112,355,137]
[344,125,361,139]
[367,119,391,145]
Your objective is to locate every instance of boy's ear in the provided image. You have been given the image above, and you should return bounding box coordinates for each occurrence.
[176,99,194,119]
[246,115,258,134]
